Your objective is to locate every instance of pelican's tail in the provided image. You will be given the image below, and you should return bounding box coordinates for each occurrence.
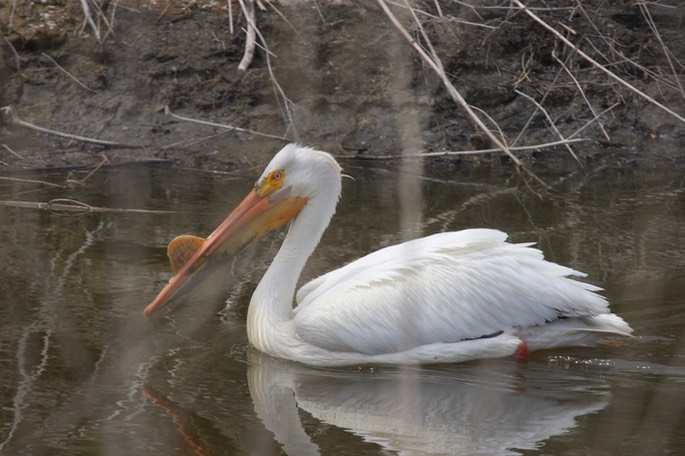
[516,313,634,352]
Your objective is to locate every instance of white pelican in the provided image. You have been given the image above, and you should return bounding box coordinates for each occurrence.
[144,144,632,366]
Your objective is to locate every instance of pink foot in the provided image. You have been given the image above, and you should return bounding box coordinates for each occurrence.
[514,341,529,361]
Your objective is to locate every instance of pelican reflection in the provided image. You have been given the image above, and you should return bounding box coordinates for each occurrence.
[247,351,609,455]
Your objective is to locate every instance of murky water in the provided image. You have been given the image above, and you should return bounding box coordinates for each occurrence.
[1,154,684,455]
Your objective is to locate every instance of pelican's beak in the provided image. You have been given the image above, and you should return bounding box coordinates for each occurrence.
[144,188,307,317]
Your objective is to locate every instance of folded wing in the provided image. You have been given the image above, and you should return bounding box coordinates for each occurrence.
[293,229,610,355]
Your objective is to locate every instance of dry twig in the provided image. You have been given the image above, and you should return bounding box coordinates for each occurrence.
[418,138,589,158]
[227,0,234,34]
[335,138,588,160]
[514,89,581,163]
[238,0,257,71]
[0,199,176,214]
[2,35,22,70]
[377,0,548,187]
[551,51,610,142]
[0,176,65,188]
[513,0,685,125]
[637,1,685,102]
[235,1,296,131]
[264,0,307,42]
[568,102,620,140]
[1,144,25,161]
[65,155,110,186]
[1,106,143,149]
[79,0,102,41]
[78,0,116,42]
[163,106,291,142]
[8,0,17,32]
[160,129,234,150]
[42,53,96,93]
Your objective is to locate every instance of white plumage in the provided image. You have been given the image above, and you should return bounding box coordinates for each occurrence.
[294,230,607,354]
[245,145,631,365]
[146,144,633,366]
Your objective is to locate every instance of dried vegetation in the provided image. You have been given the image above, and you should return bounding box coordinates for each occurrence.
[0,1,683,176]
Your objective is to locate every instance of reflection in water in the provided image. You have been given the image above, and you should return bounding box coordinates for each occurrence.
[143,384,217,456]
[146,350,610,456]
[245,352,609,456]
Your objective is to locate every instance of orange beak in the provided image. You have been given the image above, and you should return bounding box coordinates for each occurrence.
[144,188,307,317]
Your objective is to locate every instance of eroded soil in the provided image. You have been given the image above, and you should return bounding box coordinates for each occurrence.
[1,0,684,173]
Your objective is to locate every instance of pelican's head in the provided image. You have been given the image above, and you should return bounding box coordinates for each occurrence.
[255,144,342,201]
[143,144,342,317]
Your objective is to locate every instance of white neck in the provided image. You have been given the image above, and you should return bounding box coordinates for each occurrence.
[246,186,338,353]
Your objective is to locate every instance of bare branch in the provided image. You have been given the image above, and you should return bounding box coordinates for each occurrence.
[227,0,234,34]
[79,0,102,41]
[335,138,589,160]
[0,176,64,188]
[238,0,257,71]
[551,50,610,142]
[163,106,291,142]
[568,102,620,140]
[1,106,143,149]
[42,53,96,93]
[512,0,685,125]
[514,89,581,164]
[0,199,177,214]
[419,138,589,158]
[377,0,549,187]
[1,144,25,161]
[2,35,22,70]
[637,1,685,102]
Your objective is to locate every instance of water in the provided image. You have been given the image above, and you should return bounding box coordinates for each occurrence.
[0,155,683,455]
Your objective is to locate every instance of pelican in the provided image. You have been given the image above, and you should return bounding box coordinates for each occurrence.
[144,144,632,366]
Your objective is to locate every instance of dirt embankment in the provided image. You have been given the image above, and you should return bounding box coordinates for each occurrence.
[1,1,684,172]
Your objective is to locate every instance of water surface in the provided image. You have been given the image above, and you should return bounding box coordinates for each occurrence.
[0,155,683,455]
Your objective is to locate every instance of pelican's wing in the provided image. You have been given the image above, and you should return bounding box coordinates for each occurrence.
[293,229,610,356]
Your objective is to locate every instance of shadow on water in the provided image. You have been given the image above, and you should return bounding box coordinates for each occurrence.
[0,155,684,454]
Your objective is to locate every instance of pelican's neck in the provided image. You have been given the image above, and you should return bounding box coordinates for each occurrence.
[247,185,339,350]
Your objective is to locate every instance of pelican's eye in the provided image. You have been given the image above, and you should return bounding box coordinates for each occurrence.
[256,169,285,198]
[270,170,284,183]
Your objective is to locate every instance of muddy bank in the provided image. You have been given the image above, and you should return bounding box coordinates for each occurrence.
[1,1,684,173]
